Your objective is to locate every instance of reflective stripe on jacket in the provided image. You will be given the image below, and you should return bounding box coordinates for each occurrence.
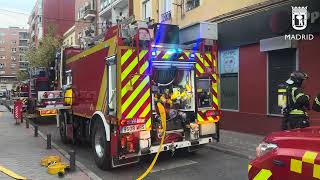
[289,87,309,115]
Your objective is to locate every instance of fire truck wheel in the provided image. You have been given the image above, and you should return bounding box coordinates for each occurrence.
[59,111,68,144]
[92,119,111,170]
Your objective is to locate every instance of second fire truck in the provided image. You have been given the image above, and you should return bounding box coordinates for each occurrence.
[57,21,221,169]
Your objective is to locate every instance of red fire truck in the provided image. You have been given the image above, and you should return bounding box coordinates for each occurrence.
[57,21,221,169]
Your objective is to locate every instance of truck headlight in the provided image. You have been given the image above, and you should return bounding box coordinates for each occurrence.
[256,142,277,157]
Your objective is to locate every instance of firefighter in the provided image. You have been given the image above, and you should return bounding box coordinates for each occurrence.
[282,71,310,130]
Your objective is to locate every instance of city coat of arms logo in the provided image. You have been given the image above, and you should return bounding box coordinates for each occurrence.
[292,6,308,31]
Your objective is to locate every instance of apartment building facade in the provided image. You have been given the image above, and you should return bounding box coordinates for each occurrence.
[63,0,98,48]
[28,0,75,47]
[0,27,28,90]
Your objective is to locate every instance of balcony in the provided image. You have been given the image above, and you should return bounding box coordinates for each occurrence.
[99,0,128,17]
[161,11,172,22]
[84,9,96,21]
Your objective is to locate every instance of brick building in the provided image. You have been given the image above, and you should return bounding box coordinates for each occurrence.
[28,0,75,47]
[0,27,28,90]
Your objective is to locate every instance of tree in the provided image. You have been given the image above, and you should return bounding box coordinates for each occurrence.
[16,70,29,82]
[26,26,62,68]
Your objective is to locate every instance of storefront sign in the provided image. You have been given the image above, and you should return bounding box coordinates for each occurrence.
[219,48,239,74]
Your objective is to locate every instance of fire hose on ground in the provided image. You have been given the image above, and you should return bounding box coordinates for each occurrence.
[136,102,167,180]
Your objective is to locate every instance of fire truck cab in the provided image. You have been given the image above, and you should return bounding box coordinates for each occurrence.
[57,20,221,169]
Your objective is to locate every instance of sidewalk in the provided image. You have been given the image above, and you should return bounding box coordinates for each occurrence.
[207,130,264,160]
[0,105,90,180]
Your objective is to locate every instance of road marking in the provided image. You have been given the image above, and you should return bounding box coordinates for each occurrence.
[150,159,198,173]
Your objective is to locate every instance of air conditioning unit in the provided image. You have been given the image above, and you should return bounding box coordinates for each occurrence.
[180,22,218,44]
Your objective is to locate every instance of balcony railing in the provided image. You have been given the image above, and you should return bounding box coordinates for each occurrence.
[161,11,172,22]
[84,9,96,20]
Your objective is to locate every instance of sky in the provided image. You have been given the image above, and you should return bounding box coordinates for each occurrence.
[0,0,37,28]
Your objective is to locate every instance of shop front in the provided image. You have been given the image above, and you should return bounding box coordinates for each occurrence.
[217,0,320,135]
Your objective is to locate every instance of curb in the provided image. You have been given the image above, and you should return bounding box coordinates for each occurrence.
[28,121,102,180]
[206,144,255,160]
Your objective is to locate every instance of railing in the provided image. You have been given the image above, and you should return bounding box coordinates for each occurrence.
[84,9,96,20]
[161,11,172,22]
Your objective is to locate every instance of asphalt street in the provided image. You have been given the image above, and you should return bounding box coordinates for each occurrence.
[34,119,248,180]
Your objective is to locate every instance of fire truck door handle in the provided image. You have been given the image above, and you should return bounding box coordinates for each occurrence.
[272,160,285,167]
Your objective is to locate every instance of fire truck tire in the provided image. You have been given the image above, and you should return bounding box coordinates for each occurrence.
[59,110,69,144]
[92,119,111,170]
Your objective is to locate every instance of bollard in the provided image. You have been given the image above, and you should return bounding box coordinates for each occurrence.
[34,125,38,137]
[20,113,23,123]
[26,119,29,128]
[69,150,76,171]
[47,134,51,149]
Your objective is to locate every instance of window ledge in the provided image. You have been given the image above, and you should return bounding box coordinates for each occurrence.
[267,114,283,118]
[221,109,239,112]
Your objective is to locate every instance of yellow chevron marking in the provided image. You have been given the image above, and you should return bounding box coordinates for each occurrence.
[121,77,149,112]
[162,52,171,59]
[121,49,133,65]
[121,76,139,97]
[96,68,107,111]
[121,56,138,81]
[126,88,151,118]
[145,117,152,130]
[196,64,204,74]
[121,52,149,98]
[207,116,214,122]
[197,113,205,122]
[121,51,147,81]
[141,102,151,117]
[206,53,212,62]
[139,59,149,75]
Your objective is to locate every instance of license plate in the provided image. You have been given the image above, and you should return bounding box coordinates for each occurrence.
[120,124,146,133]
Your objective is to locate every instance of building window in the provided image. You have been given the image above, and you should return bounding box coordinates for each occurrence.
[0,56,6,59]
[0,63,4,69]
[12,40,16,45]
[161,0,172,22]
[12,48,16,53]
[186,0,200,11]
[11,63,16,69]
[219,48,239,110]
[0,47,4,51]
[142,0,152,20]
[100,0,111,10]
[268,49,297,115]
